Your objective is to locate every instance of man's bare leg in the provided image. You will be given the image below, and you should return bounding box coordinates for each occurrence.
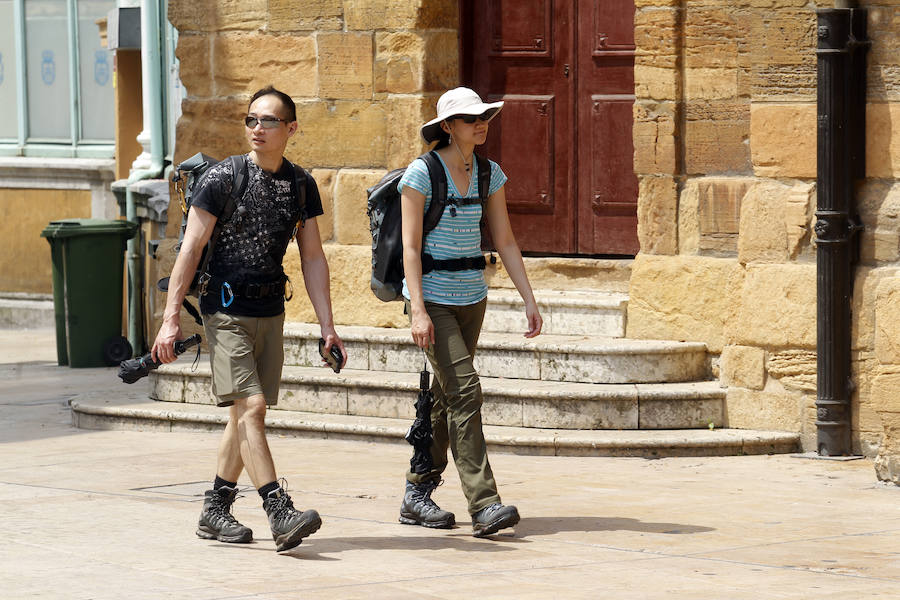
[215,405,244,483]
[232,394,277,487]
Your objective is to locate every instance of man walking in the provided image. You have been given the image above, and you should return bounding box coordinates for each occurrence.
[151,86,346,552]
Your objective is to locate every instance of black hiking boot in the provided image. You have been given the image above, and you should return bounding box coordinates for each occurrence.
[471,503,520,538]
[399,480,455,528]
[196,485,253,543]
[263,487,322,552]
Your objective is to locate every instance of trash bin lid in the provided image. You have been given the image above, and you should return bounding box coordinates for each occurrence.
[40,218,138,239]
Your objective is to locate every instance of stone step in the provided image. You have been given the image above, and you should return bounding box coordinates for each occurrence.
[483,289,627,337]
[151,363,724,430]
[282,323,709,384]
[71,392,800,458]
[0,294,54,329]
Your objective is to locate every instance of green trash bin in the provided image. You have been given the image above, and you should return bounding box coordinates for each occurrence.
[41,219,138,368]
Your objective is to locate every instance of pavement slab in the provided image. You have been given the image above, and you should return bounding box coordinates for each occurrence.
[2,328,899,599]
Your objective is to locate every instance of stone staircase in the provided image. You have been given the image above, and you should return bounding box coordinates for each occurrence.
[148,288,800,456]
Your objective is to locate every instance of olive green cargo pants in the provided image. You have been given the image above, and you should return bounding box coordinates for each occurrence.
[405,298,501,515]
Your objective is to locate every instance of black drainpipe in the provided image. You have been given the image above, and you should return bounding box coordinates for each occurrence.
[814,2,868,456]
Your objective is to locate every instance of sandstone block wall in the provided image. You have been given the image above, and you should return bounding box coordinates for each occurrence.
[629,1,900,461]
[163,0,457,331]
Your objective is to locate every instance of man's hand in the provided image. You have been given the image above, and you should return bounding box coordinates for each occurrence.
[151,317,183,364]
[320,327,347,369]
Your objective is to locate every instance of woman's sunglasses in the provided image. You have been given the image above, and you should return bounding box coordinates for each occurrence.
[244,115,287,129]
[450,108,499,124]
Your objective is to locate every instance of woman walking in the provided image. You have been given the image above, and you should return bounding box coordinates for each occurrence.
[398,87,543,537]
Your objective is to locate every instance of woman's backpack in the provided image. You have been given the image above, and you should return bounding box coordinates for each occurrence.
[366,151,491,302]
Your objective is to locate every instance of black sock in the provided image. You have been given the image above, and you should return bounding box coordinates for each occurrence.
[258,480,280,499]
[213,476,237,491]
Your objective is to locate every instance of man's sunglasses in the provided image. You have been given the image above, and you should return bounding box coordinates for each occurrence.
[449,108,499,124]
[244,115,288,129]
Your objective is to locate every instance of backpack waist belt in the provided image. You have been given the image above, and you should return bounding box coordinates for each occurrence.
[421,254,487,274]
[207,276,287,300]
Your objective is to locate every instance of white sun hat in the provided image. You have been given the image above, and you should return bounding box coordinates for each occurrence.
[420,87,504,143]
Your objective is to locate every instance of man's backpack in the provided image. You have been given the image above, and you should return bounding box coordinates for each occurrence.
[366,151,491,302]
[161,153,306,323]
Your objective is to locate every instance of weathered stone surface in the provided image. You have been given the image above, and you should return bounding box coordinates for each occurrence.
[309,169,336,242]
[635,8,678,70]
[867,103,900,178]
[287,101,387,168]
[268,0,343,31]
[637,175,678,255]
[633,101,677,175]
[212,33,317,98]
[725,378,808,432]
[684,119,750,175]
[728,263,816,349]
[345,0,456,31]
[721,345,766,390]
[168,0,266,33]
[766,350,816,393]
[174,98,247,165]
[874,389,900,484]
[333,169,384,245]
[750,103,816,178]
[174,34,212,98]
[853,267,900,352]
[684,8,740,69]
[698,178,753,256]
[875,277,900,365]
[749,11,816,100]
[283,244,407,328]
[385,96,432,170]
[375,32,425,94]
[317,33,374,100]
[856,178,900,263]
[679,179,701,255]
[684,68,739,101]
[627,254,742,352]
[423,31,459,92]
[738,179,814,264]
[634,65,679,102]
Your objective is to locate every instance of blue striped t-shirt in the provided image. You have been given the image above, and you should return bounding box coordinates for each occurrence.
[398,153,507,305]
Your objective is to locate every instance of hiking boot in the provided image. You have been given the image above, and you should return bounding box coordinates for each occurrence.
[263,488,322,552]
[399,480,455,528]
[471,503,520,538]
[196,485,253,543]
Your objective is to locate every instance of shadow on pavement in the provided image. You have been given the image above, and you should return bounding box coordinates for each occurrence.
[515,516,715,537]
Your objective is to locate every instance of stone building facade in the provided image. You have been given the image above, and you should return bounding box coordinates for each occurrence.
[165,0,900,482]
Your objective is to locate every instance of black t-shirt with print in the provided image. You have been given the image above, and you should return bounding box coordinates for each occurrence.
[190,154,324,317]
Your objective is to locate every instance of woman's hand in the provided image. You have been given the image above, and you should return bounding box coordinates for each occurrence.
[524,302,543,338]
[410,309,435,349]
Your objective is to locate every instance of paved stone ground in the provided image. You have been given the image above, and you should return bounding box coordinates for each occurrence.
[2,328,899,599]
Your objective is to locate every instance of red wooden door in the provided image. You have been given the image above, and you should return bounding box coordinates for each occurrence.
[461,0,638,256]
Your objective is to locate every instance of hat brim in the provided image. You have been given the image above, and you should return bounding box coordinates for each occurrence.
[420,100,504,143]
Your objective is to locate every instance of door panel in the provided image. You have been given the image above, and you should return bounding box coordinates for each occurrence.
[462,0,637,256]
[467,0,574,253]
[577,0,639,255]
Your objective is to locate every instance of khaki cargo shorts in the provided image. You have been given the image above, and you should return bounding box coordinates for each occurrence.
[203,311,285,407]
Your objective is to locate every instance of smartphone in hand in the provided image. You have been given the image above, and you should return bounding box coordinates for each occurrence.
[318,338,343,373]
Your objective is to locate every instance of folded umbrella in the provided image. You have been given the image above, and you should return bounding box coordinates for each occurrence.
[405,366,435,474]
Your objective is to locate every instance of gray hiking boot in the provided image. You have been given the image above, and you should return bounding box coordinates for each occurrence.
[471,503,520,537]
[399,480,455,528]
[263,487,322,552]
[196,485,253,543]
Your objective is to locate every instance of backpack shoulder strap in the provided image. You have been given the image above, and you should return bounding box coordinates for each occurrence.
[475,153,491,204]
[222,154,247,222]
[421,151,448,235]
[291,161,308,223]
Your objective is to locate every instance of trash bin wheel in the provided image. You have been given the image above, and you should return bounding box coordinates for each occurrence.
[102,336,133,366]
